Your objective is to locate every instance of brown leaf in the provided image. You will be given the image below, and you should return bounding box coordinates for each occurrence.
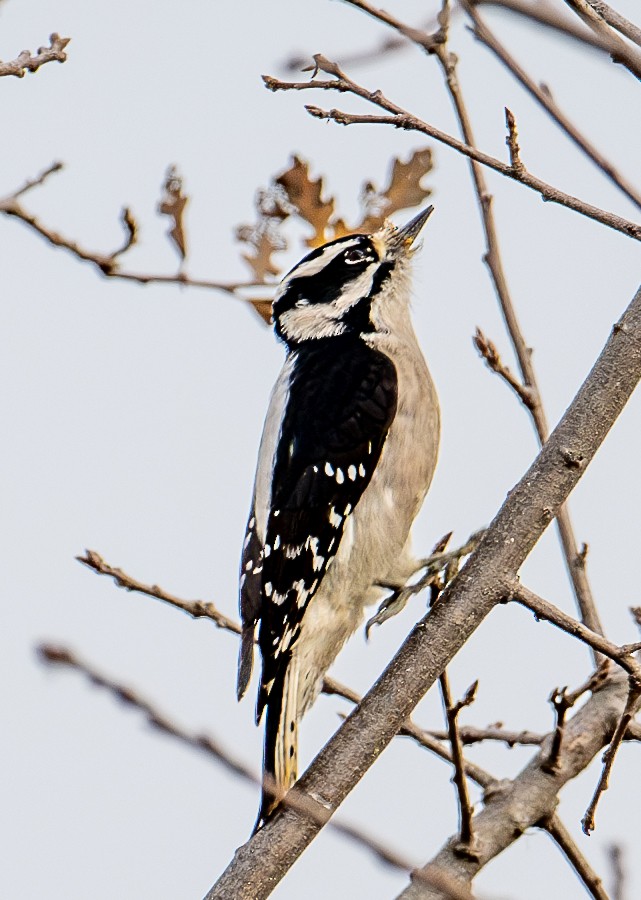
[247,298,273,325]
[276,156,334,247]
[354,148,434,234]
[236,223,284,283]
[382,148,433,216]
[158,165,188,261]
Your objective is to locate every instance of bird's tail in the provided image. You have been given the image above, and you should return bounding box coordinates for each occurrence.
[255,657,299,831]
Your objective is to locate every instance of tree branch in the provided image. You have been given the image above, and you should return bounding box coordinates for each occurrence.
[581,0,641,48]
[464,2,641,211]
[439,675,479,855]
[510,584,641,682]
[76,549,242,633]
[562,0,641,79]
[205,285,641,898]
[542,815,609,900]
[331,0,607,656]
[0,164,266,302]
[477,0,641,74]
[396,673,639,899]
[76,548,497,789]
[0,33,69,78]
[582,678,641,834]
[36,644,475,900]
[266,60,641,239]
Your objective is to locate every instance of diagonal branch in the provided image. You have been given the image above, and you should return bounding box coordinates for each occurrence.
[266,59,641,241]
[205,285,641,899]
[510,583,641,683]
[76,548,496,788]
[581,0,641,47]
[582,678,641,834]
[464,2,641,211]
[563,0,641,79]
[544,815,610,900]
[0,33,70,78]
[396,671,638,899]
[36,644,475,900]
[477,0,641,76]
[0,164,266,300]
[77,549,241,633]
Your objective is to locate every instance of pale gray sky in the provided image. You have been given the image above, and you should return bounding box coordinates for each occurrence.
[3,1,641,898]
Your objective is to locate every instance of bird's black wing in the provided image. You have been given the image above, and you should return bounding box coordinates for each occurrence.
[256,336,397,720]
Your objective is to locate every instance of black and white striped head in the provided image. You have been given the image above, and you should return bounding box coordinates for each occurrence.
[272,206,434,348]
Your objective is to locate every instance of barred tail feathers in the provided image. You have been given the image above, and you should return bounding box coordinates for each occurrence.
[256,657,300,829]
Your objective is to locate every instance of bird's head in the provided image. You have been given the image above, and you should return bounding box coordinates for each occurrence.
[272,206,434,348]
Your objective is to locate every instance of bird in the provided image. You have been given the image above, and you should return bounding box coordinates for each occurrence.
[237,206,440,828]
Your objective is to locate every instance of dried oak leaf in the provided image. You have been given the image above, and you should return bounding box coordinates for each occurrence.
[236,223,284,283]
[158,165,188,261]
[247,299,273,325]
[382,148,433,216]
[356,148,433,232]
[276,156,334,248]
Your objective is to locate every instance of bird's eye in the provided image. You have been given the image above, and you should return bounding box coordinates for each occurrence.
[344,248,366,265]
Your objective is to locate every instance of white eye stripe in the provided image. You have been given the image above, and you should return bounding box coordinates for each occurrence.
[286,239,361,281]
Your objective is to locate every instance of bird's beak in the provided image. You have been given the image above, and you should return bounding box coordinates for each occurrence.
[384,205,434,259]
[397,205,434,247]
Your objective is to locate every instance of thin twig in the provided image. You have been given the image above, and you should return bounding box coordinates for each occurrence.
[503,107,524,174]
[543,815,610,900]
[37,644,475,900]
[464,2,641,210]
[426,724,543,746]
[438,674,479,855]
[473,327,535,409]
[563,0,641,79]
[582,0,641,48]
[510,583,641,683]
[265,59,641,243]
[0,33,70,78]
[0,164,268,301]
[477,0,641,72]
[77,549,497,788]
[582,679,641,834]
[77,549,242,633]
[396,673,639,900]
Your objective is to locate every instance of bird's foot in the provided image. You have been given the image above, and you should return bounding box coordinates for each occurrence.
[365,528,486,637]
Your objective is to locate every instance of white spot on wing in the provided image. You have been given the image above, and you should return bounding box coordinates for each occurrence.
[325,462,334,476]
[328,507,342,528]
[336,468,344,484]
[359,463,366,477]
[348,465,356,481]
